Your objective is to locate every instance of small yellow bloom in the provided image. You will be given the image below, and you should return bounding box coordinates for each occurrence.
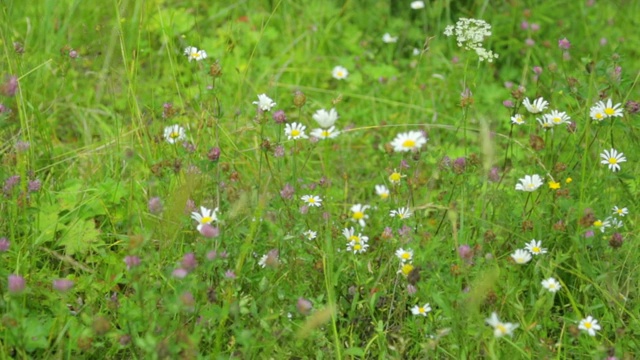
[548,181,561,190]
[565,177,572,184]
[399,263,414,277]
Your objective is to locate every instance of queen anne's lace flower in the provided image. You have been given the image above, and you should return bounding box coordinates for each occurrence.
[443,18,499,62]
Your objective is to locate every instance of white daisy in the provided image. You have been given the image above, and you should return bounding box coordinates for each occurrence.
[546,110,571,126]
[609,217,623,229]
[411,303,431,316]
[252,94,276,112]
[597,99,623,118]
[190,206,219,232]
[184,46,207,62]
[541,277,561,293]
[301,195,322,207]
[163,125,186,144]
[600,148,626,172]
[395,248,413,263]
[578,316,601,336]
[390,131,428,152]
[382,33,398,43]
[375,185,390,199]
[350,204,370,227]
[515,174,543,192]
[589,103,606,121]
[310,126,340,140]
[388,169,406,184]
[303,230,317,240]
[612,206,628,217]
[511,249,532,264]
[342,227,369,244]
[593,219,611,233]
[511,114,525,125]
[524,239,547,255]
[410,1,425,9]
[390,207,412,219]
[347,240,369,254]
[537,116,554,130]
[332,66,349,80]
[522,97,549,114]
[285,122,309,140]
[485,312,518,338]
[312,108,339,128]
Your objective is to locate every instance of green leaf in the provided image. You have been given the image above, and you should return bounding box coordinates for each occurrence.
[58,219,102,255]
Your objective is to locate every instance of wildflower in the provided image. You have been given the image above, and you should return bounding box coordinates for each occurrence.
[184,46,207,62]
[224,270,236,279]
[600,148,626,172]
[163,125,186,144]
[280,183,295,199]
[389,169,406,184]
[304,230,317,240]
[541,277,561,293]
[310,126,340,140]
[53,279,75,292]
[375,185,390,199]
[199,224,219,238]
[342,227,369,245]
[395,248,413,263]
[382,33,398,43]
[515,174,543,192]
[458,245,473,263]
[1,76,18,97]
[124,255,141,270]
[511,249,532,264]
[285,122,308,140]
[253,94,276,112]
[390,131,427,152]
[272,110,287,124]
[548,181,561,190]
[537,116,554,130]
[593,219,611,233]
[346,240,369,254]
[443,18,499,62]
[301,195,322,207]
[350,204,370,227]
[411,303,432,316]
[148,197,163,214]
[28,179,41,192]
[172,268,188,278]
[485,312,518,337]
[522,97,549,114]
[258,249,279,268]
[545,110,571,126]
[8,274,25,294]
[589,103,606,121]
[312,108,339,128]
[511,114,525,125]
[181,253,198,271]
[398,263,415,277]
[524,239,547,255]
[612,206,628,217]
[207,147,221,162]
[609,232,624,248]
[596,99,623,118]
[0,237,9,252]
[191,206,219,232]
[332,66,349,80]
[410,1,425,9]
[390,207,412,219]
[296,297,313,315]
[558,38,571,50]
[578,316,601,336]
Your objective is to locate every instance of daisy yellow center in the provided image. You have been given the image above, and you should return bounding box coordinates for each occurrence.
[549,284,557,289]
[604,108,614,115]
[418,307,425,313]
[337,71,344,77]
[380,193,389,199]
[527,183,535,189]
[201,216,212,224]
[596,113,603,119]
[401,253,411,260]
[617,209,623,214]
[191,52,198,58]
[308,198,316,203]
[496,324,507,334]
[401,264,414,276]
[390,173,401,182]
[353,211,364,220]
[532,246,540,253]
[608,157,617,164]
[593,220,603,227]
[291,129,300,137]
[349,235,360,243]
[353,244,362,250]
[552,117,561,123]
[402,139,416,148]
[321,130,330,137]
[584,322,592,329]
[170,131,180,139]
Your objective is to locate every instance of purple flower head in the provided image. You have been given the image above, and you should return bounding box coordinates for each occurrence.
[520,21,529,30]
[400,159,410,169]
[453,157,466,174]
[600,37,608,46]
[584,230,595,238]
[1,76,18,97]
[525,38,535,47]
[124,255,141,270]
[272,110,287,124]
[199,224,220,238]
[488,167,500,182]
[207,147,221,162]
[530,23,540,31]
[8,274,25,293]
[458,244,473,263]
[558,37,571,50]
[280,183,294,200]
[148,197,163,214]
[503,99,514,108]
[15,141,30,152]
[296,297,313,315]
[185,199,196,214]
[381,227,393,239]
[299,205,309,214]
[224,270,236,279]
[398,225,412,238]
[407,284,417,296]
[3,175,20,194]
[0,237,9,252]
[181,253,198,271]
[172,268,188,279]
[273,145,285,157]
[69,50,79,59]
[53,279,75,292]
[533,66,543,75]
[27,179,41,192]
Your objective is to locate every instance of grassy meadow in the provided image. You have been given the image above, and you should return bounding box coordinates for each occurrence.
[1,0,640,358]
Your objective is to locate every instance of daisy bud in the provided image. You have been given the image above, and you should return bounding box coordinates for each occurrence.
[296,297,313,315]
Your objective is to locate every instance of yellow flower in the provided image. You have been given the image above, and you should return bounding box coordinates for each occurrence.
[548,181,561,190]
[565,177,572,184]
[398,263,414,277]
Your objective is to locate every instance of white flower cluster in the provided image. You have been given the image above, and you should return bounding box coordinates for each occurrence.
[443,18,499,62]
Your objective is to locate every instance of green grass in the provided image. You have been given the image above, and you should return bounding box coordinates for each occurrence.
[1,0,639,358]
